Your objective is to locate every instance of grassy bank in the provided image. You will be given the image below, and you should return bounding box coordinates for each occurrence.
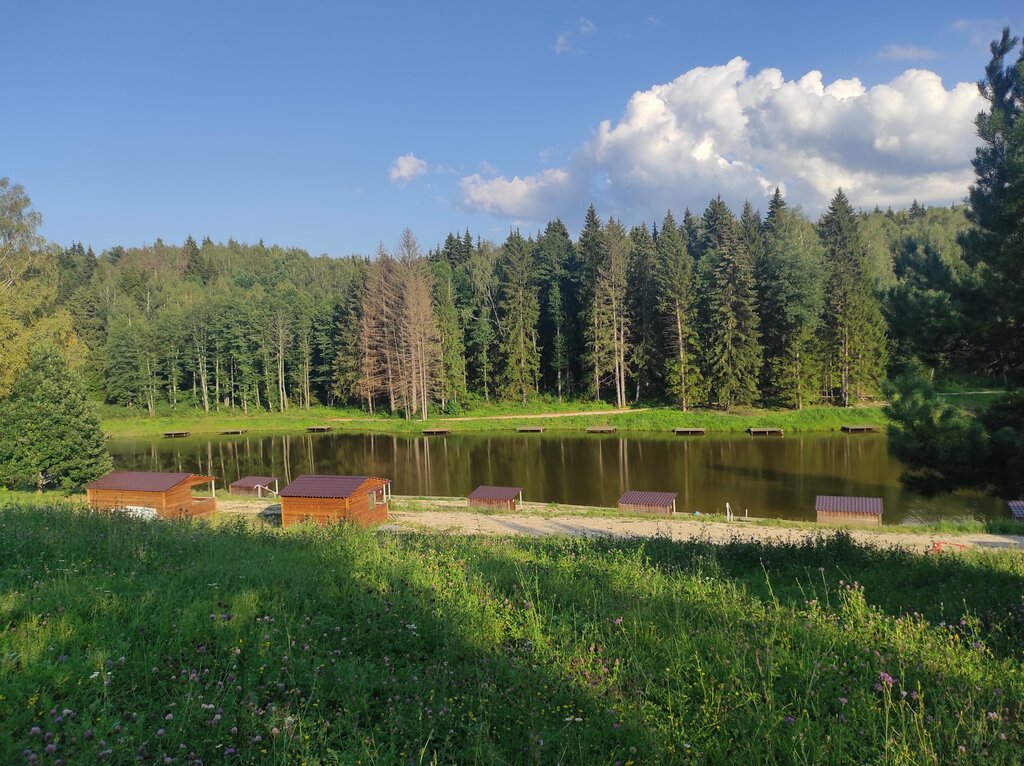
[100,402,888,438]
[2,505,1022,764]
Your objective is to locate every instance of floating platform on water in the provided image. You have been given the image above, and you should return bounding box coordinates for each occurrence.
[306,426,333,433]
[841,424,880,433]
[162,431,190,439]
[422,428,451,436]
[748,427,784,437]
[673,428,707,436]
[516,426,545,433]
[220,429,247,435]
[586,425,617,433]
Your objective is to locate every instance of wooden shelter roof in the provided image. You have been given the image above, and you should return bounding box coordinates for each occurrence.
[619,490,677,506]
[1009,500,1024,520]
[814,495,883,515]
[279,474,388,499]
[86,471,214,493]
[467,485,522,501]
[230,476,278,489]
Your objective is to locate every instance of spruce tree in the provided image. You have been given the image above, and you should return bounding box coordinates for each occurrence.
[576,205,607,399]
[656,211,703,409]
[701,198,763,408]
[627,224,661,401]
[497,230,540,403]
[534,220,574,399]
[0,345,112,490]
[758,200,826,408]
[819,189,888,406]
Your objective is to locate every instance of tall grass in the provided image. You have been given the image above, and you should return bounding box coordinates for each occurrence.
[1,505,1021,764]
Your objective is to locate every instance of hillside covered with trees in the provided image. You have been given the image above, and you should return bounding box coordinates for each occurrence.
[3,179,988,421]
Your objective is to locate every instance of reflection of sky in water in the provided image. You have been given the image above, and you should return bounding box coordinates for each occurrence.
[108,432,1007,525]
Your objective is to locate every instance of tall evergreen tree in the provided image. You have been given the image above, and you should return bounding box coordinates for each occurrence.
[497,230,540,403]
[534,220,574,399]
[0,345,112,490]
[758,201,826,408]
[739,201,766,268]
[656,211,703,409]
[701,198,763,408]
[576,205,607,399]
[819,189,888,406]
[627,224,661,401]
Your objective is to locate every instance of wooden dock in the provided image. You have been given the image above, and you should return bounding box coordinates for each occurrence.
[220,429,247,435]
[748,427,783,437]
[516,426,545,433]
[306,426,333,433]
[841,424,880,433]
[673,428,707,436]
[586,425,617,433]
[422,428,451,436]
[162,431,190,439]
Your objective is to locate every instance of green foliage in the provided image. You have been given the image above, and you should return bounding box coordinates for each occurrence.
[820,190,888,405]
[759,198,826,407]
[2,507,1023,764]
[701,198,763,408]
[0,346,112,490]
[886,374,1024,497]
[497,230,541,403]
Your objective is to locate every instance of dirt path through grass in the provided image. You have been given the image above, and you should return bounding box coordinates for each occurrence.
[216,497,1024,554]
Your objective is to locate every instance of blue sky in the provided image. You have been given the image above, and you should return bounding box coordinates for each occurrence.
[3,1,1022,257]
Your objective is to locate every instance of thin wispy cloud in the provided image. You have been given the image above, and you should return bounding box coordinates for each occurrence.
[877,43,939,61]
[554,18,597,55]
[388,153,429,187]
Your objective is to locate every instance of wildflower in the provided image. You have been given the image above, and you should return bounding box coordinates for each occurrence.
[165,714,173,721]
[987,712,999,721]
[878,671,895,687]
[271,727,280,736]
[29,727,41,736]
[783,716,795,724]
[838,697,847,706]
[613,617,623,626]
[157,729,165,738]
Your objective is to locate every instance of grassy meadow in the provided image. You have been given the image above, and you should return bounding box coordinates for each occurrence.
[2,504,1022,764]
[99,401,888,439]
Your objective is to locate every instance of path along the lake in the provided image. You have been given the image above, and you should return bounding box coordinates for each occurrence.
[217,497,1024,554]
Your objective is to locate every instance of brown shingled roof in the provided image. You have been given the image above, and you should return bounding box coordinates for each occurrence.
[619,490,677,507]
[279,475,380,499]
[815,495,883,515]
[467,485,522,501]
[86,472,212,492]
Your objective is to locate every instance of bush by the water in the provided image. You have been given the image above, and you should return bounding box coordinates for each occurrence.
[1,505,1022,764]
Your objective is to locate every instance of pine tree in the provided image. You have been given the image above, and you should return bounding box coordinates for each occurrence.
[701,198,763,408]
[627,224,661,401]
[104,316,146,409]
[577,206,609,399]
[819,189,888,406]
[534,220,574,399]
[961,27,1024,379]
[431,256,468,412]
[758,199,826,408]
[740,201,766,267]
[497,230,540,403]
[331,268,366,406]
[656,211,703,409]
[0,345,112,490]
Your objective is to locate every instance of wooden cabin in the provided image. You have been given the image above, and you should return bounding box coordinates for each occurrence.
[229,475,279,498]
[618,490,677,516]
[467,485,523,511]
[86,471,217,519]
[1009,501,1024,522]
[815,495,883,527]
[278,474,391,528]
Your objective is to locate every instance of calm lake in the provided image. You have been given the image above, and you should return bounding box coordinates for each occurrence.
[107,431,1006,525]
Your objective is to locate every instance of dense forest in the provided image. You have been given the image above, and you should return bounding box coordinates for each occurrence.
[0,179,991,419]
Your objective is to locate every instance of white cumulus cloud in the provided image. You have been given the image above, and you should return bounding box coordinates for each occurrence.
[389,153,429,187]
[459,57,984,224]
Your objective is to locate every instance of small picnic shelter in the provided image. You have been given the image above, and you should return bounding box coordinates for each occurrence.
[815,495,883,527]
[86,471,217,519]
[278,474,391,528]
[467,485,523,511]
[229,475,279,498]
[618,490,677,516]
